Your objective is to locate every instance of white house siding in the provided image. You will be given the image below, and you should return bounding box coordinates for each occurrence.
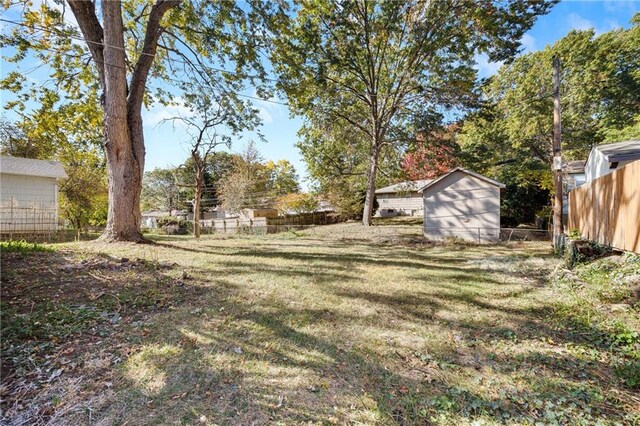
[377,192,423,216]
[585,149,610,183]
[0,173,59,232]
[423,173,501,242]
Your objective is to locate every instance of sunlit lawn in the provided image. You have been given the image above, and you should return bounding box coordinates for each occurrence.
[1,229,638,425]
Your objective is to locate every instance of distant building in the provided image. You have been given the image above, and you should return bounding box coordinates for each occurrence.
[584,140,640,183]
[375,179,432,217]
[242,208,279,219]
[563,160,587,216]
[565,160,587,190]
[0,156,67,233]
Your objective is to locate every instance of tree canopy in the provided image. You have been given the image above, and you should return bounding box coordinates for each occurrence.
[272,0,556,224]
[1,0,285,241]
[459,15,640,188]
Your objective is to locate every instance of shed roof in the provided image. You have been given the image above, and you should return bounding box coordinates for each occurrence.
[0,156,67,179]
[375,179,432,194]
[593,140,640,163]
[417,168,505,193]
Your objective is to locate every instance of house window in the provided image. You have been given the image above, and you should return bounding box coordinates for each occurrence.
[610,161,619,169]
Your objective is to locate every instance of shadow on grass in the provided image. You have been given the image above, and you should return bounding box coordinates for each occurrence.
[102,287,635,425]
[3,241,636,425]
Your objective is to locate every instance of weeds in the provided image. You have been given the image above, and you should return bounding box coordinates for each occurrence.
[0,240,54,254]
[1,302,100,342]
[552,253,640,389]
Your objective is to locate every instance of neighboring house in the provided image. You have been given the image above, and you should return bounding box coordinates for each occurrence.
[242,208,279,220]
[418,168,505,242]
[375,179,432,217]
[584,140,640,183]
[565,160,587,190]
[0,156,67,233]
[563,160,587,216]
[141,210,170,229]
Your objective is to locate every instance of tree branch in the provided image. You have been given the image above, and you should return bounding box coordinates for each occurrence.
[66,0,106,92]
[128,0,181,113]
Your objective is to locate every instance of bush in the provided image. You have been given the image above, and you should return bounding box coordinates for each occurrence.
[156,216,188,235]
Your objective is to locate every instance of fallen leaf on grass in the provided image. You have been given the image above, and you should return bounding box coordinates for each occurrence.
[172,392,188,399]
[60,347,74,356]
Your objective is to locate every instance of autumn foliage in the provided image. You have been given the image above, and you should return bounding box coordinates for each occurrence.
[401,127,460,180]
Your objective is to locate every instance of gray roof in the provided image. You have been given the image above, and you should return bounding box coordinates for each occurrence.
[0,156,67,179]
[594,140,640,162]
[418,168,505,192]
[375,179,432,194]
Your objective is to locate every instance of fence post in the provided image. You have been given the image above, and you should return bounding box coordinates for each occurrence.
[477,228,481,244]
[10,196,14,239]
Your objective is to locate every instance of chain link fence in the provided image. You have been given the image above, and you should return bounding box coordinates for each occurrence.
[145,221,551,244]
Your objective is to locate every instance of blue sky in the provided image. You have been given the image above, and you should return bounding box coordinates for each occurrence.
[2,1,639,189]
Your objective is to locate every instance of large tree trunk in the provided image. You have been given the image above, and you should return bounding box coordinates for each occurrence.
[99,1,145,242]
[102,133,145,242]
[69,0,179,243]
[362,143,380,226]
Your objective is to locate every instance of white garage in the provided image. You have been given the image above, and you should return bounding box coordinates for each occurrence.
[419,168,504,242]
[0,156,67,234]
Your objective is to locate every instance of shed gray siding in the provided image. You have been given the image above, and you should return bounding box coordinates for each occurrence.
[423,172,501,242]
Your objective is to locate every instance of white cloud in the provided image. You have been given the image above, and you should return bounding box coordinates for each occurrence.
[604,0,638,13]
[568,13,595,31]
[568,13,624,36]
[474,53,503,78]
[605,19,622,31]
[520,34,537,53]
[143,98,194,129]
[258,107,273,124]
[251,90,284,124]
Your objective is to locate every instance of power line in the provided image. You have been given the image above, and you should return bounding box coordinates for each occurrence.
[1,19,290,108]
[3,17,637,123]
[0,18,281,82]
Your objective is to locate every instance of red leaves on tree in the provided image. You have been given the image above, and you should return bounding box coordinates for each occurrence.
[401,129,460,180]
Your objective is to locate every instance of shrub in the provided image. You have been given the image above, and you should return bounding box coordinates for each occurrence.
[156,216,188,235]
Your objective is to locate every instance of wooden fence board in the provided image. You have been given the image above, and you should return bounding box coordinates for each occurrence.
[568,160,640,253]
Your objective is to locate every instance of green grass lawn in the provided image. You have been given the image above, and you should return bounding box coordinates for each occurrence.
[1,229,638,425]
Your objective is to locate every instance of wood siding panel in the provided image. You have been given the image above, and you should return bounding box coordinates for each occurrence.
[568,160,640,253]
[423,173,501,242]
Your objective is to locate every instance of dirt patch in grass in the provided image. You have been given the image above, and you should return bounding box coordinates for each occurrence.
[1,236,639,425]
[0,248,205,424]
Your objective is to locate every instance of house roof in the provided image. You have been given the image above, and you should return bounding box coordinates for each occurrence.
[417,168,505,192]
[0,156,67,179]
[375,179,432,194]
[593,140,640,163]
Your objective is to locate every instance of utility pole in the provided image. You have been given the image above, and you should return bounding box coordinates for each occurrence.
[552,56,564,251]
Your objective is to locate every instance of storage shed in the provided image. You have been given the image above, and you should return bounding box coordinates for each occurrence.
[418,168,504,242]
[0,156,67,233]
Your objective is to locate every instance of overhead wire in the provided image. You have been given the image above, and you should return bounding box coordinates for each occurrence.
[1,17,562,111]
